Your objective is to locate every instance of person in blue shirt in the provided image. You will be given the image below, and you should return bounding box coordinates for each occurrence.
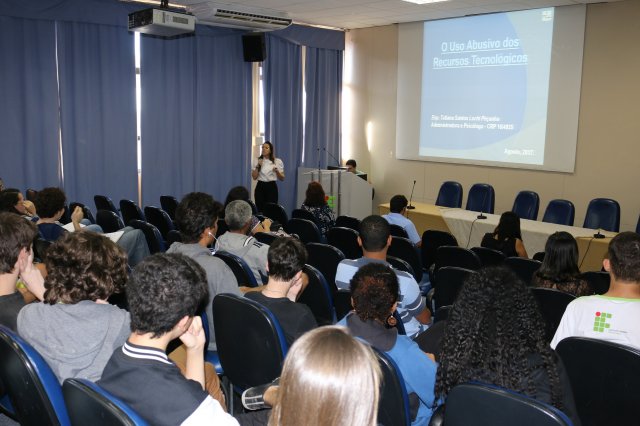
[383,194,422,247]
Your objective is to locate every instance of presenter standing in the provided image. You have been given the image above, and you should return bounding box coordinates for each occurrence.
[252,141,284,213]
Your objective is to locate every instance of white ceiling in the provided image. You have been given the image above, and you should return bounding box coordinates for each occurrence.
[169,0,623,30]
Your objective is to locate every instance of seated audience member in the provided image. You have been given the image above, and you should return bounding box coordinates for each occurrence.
[17,232,130,383]
[531,231,591,297]
[339,263,437,425]
[345,159,358,174]
[34,187,150,266]
[436,267,579,424]
[98,253,239,426]
[382,195,421,247]
[335,215,431,338]
[0,188,37,220]
[480,211,528,258]
[167,192,241,351]
[217,200,269,284]
[223,185,270,234]
[245,237,317,346]
[0,212,44,331]
[300,181,336,239]
[270,326,381,426]
[551,232,640,350]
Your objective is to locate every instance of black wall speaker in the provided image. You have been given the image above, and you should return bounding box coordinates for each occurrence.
[242,33,266,62]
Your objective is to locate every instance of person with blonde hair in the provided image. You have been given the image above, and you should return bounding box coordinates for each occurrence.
[269,326,381,426]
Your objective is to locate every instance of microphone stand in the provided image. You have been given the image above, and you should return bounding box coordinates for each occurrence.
[407,180,416,210]
[323,148,341,167]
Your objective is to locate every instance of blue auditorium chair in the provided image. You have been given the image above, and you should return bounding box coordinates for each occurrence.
[511,190,540,220]
[435,181,463,208]
[465,183,495,214]
[542,199,575,226]
[583,198,620,232]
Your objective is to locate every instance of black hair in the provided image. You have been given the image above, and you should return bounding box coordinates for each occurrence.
[128,253,209,337]
[359,215,390,252]
[608,232,640,282]
[350,263,399,323]
[535,232,580,283]
[225,186,251,207]
[35,187,66,219]
[389,195,408,213]
[346,159,357,168]
[175,192,217,244]
[0,190,21,214]
[0,212,38,273]
[267,237,307,281]
[493,211,522,240]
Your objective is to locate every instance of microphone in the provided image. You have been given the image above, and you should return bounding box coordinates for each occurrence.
[594,229,605,239]
[407,180,416,210]
[323,148,341,167]
[476,189,488,219]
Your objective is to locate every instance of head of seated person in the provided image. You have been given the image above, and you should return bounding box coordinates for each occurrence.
[0,188,28,216]
[606,231,640,286]
[389,194,408,214]
[33,187,67,220]
[359,215,391,255]
[175,192,220,245]
[303,181,328,208]
[533,232,591,296]
[270,326,381,426]
[493,211,522,241]
[224,200,252,234]
[224,186,257,215]
[346,159,357,174]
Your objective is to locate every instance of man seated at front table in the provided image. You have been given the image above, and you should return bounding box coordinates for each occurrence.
[335,215,431,339]
[383,194,422,248]
[551,232,640,351]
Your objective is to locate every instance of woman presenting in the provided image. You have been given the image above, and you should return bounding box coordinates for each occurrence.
[252,141,284,213]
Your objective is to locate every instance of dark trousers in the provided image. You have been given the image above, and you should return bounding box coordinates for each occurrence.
[255,180,278,213]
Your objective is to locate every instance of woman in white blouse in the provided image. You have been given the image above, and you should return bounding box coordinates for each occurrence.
[252,141,284,213]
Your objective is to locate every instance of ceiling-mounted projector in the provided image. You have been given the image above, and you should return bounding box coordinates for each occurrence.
[128,8,195,37]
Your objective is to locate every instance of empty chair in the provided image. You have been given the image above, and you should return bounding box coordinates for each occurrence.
[327,227,362,260]
[542,199,575,226]
[119,200,145,226]
[129,220,165,254]
[214,250,258,287]
[465,183,495,214]
[96,210,125,233]
[471,246,506,267]
[373,348,411,426]
[143,206,175,241]
[0,325,71,426]
[159,195,178,221]
[94,195,119,216]
[291,208,316,222]
[434,246,481,275]
[386,256,415,280]
[433,266,475,310]
[512,190,540,221]
[583,198,621,232]
[297,264,336,325]
[531,288,576,342]
[388,236,423,283]
[284,218,322,244]
[421,230,458,270]
[335,215,360,232]
[166,229,182,248]
[556,337,640,426]
[261,202,288,226]
[389,224,409,239]
[253,231,277,246]
[306,242,345,294]
[580,271,610,295]
[435,181,463,208]
[443,383,572,426]
[63,378,147,426]
[505,257,542,285]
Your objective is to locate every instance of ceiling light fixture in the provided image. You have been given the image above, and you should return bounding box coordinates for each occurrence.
[401,0,450,5]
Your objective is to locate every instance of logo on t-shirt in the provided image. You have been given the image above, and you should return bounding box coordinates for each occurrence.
[593,311,612,332]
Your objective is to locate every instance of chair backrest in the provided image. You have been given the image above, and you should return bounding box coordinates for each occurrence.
[96,210,125,233]
[389,224,409,239]
[291,208,316,222]
[129,220,165,254]
[334,289,353,321]
[435,181,463,208]
[421,230,458,270]
[94,195,118,215]
[530,288,576,342]
[583,198,621,232]
[215,218,229,238]
[69,202,95,224]
[636,215,640,234]
[388,236,423,282]
[444,382,573,426]
[386,256,415,280]
[433,266,475,310]
[465,183,495,214]
[556,337,640,426]
[166,229,182,248]
[470,246,506,267]
[253,231,278,246]
[214,250,258,287]
[62,379,147,426]
[297,264,336,325]
[327,227,362,260]
[434,305,452,323]
[434,246,481,274]
[284,218,322,244]
[34,238,53,262]
[504,257,542,285]
[0,325,70,426]
[335,215,360,232]
[533,251,546,262]
[261,202,288,226]
[119,200,145,226]
[143,206,174,240]
[212,294,288,390]
[542,199,575,226]
[26,188,38,202]
[373,347,411,426]
[580,271,610,295]
[512,190,540,221]
[159,196,178,221]
[306,242,345,294]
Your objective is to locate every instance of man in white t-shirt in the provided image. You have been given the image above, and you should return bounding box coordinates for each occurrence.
[551,232,640,350]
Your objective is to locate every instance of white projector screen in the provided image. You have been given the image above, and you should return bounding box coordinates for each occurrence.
[396,5,585,172]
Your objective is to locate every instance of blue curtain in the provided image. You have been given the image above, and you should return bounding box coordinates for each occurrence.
[303,47,343,169]
[263,35,303,213]
[194,32,253,202]
[57,21,137,207]
[139,35,196,207]
[0,16,60,191]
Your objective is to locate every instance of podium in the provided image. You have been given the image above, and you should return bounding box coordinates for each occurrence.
[296,167,373,220]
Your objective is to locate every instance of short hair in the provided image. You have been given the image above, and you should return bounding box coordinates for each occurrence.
[0,190,21,214]
[607,232,640,282]
[389,195,408,213]
[43,232,128,304]
[225,200,252,231]
[0,212,38,273]
[346,159,357,168]
[127,253,209,337]
[267,237,307,281]
[271,326,380,426]
[175,192,217,243]
[224,186,251,207]
[35,187,66,219]
[494,211,522,240]
[359,215,390,252]
[303,181,327,207]
[350,262,399,322]
[535,232,580,282]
